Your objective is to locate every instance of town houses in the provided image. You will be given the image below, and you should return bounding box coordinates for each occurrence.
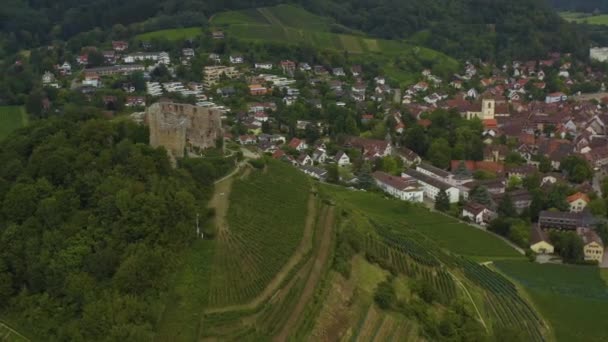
[22,31,608,267]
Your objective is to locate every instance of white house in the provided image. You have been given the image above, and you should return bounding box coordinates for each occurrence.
[335,151,350,166]
[230,56,244,64]
[545,92,567,104]
[299,165,327,180]
[462,202,494,226]
[288,138,308,151]
[312,148,328,163]
[403,169,460,203]
[567,193,590,213]
[416,163,452,183]
[255,62,273,70]
[42,71,55,84]
[372,171,424,203]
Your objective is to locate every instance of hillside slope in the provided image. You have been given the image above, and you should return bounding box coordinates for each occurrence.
[211,5,459,85]
[0,0,588,61]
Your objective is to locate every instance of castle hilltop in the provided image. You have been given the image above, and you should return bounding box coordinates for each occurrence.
[147,101,223,162]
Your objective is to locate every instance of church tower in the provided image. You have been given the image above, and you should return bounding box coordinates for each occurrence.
[481,98,495,120]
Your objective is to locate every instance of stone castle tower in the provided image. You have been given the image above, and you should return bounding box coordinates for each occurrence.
[147,102,222,162]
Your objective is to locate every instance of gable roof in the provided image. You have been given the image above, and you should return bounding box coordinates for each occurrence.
[566,192,590,204]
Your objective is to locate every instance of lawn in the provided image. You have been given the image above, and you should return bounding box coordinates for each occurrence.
[0,106,27,141]
[135,27,203,41]
[323,185,522,259]
[494,260,608,342]
[560,11,608,25]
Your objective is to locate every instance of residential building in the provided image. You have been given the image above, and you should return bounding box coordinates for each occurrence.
[203,66,239,89]
[288,138,308,151]
[538,211,595,231]
[578,228,604,262]
[545,92,567,104]
[249,84,268,96]
[403,169,460,203]
[416,163,452,183]
[530,225,554,254]
[335,151,351,166]
[462,202,495,226]
[345,137,391,160]
[567,192,590,213]
[372,171,424,202]
[298,165,327,180]
[84,64,145,77]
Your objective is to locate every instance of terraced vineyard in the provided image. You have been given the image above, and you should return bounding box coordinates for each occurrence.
[207,160,311,307]
[210,5,458,85]
[328,192,546,341]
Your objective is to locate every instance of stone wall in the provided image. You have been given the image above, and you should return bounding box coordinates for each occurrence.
[147,102,222,161]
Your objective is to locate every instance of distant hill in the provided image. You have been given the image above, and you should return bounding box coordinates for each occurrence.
[0,0,590,61]
[211,5,459,85]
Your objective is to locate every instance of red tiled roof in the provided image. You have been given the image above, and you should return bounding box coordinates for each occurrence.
[566,192,590,204]
[417,119,432,128]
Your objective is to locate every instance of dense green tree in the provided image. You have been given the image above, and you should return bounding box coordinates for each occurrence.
[561,155,593,183]
[469,186,493,207]
[498,193,517,218]
[427,138,451,169]
[550,231,585,263]
[435,189,450,212]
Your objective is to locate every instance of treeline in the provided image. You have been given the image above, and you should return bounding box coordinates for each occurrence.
[0,109,227,340]
[0,0,590,62]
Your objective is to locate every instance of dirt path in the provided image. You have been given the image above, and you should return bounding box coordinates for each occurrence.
[445,269,488,332]
[204,193,318,314]
[0,321,29,341]
[274,206,335,341]
[208,174,235,236]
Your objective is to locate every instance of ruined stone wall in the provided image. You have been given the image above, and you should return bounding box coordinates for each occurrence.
[147,102,222,161]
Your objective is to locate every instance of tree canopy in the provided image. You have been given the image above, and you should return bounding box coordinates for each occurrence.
[0,113,228,340]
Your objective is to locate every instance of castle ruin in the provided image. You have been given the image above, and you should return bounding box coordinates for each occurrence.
[147,102,223,162]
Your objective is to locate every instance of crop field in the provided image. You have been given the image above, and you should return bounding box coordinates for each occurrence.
[206,160,310,307]
[0,106,27,141]
[323,186,521,260]
[135,27,203,41]
[560,12,608,25]
[495,261,608,342]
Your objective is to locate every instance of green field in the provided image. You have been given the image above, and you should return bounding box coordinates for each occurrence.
[135,27,203,41]
[323,185,522,260]
[210,4,458,85]
[560,11,608,25]
[495,261,608,342]
[0,106,27,141]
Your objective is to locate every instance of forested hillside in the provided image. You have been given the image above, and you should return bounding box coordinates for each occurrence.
[0,109,232,340]
[0,0,587,61]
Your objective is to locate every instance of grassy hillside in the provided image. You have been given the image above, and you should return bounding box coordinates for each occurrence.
[0,106,27,141]
[323,185,521,260]
[560,12,608,25]
[135,27,203,41]
[495,261,608,342]
[211,5,458,85]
